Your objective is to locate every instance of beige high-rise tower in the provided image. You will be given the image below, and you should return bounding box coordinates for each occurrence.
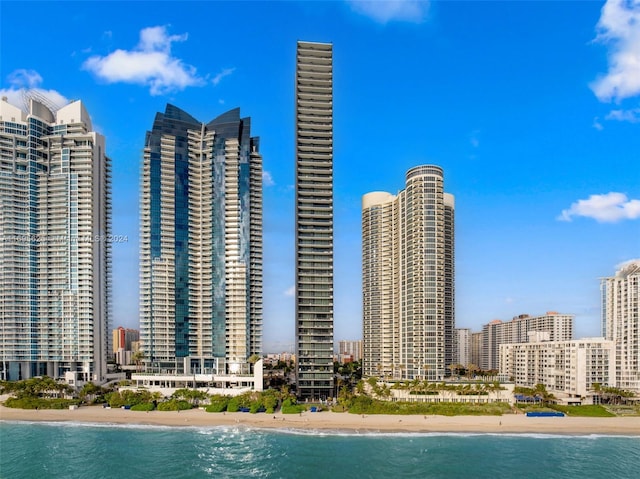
[0,96,111,382]
[601,261,640,392]
[295,41,334,400]
[362,165,454,381]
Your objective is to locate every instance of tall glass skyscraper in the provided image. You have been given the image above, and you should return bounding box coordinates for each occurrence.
[140,105,262,375]
[362,165,454,381]
[295,41,334,400]
[0,96,111,382]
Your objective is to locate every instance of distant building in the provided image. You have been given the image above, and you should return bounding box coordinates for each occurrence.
[471,332,483,368]
[294,41,334,400]
[601,261,640,392]
[264,352,295,366]
[338,340,362,363]
[454,329,471,368]
[112,326,140,366]
[481,312,573,371]
[362,165,455,380]
[0,96,111,382]
[500,337,615,400]
[140,105,262,380]
[113,326,140,354]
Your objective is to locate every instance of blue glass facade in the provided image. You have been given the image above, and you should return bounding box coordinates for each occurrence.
[142,105,262,369]
[211,137,227,358]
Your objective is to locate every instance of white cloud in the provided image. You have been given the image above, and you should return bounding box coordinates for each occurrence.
[7,69,42,88]
[558,192,640,223]
[590,0,640,102]
[82,26,206,95]
[592,117,604,130]
[212,67,235,86]
[347,0,429,24]
[0,69,68,111]
[262,171,275,187]
[605,107,640,122]
[284,285,295,297]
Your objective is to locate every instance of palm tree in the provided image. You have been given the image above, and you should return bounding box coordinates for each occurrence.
[132,351,145,372]
[466,363,479,380]
[534,383,556,406]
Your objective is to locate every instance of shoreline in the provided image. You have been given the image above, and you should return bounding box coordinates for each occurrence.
[2,405,640,435]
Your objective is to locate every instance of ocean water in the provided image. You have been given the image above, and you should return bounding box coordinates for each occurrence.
[1,421,639,479]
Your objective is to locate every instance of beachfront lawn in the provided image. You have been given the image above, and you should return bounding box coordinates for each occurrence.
[550,405,615,417]
[517,405,559,414]
[604,405,640,416]
[345,396,512,416]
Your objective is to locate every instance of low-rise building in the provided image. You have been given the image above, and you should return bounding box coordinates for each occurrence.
[500,337,615,399]
[130,359,264,397]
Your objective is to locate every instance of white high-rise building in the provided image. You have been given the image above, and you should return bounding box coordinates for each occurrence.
[500,337,616,399]
[140,105,262,376]
[601,261,640,392]
[362,165,455,381]
[454,328,471,368]
[0,96,111,382]
[481,312,573,371]
[295,41,334,400]
[338,340,363,362]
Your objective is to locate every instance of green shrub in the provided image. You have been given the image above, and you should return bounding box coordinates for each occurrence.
[281,398,305,414]
[157,399,191,411]
[131,403,155,412]
[345,396,511,416]
[206,396,229,413]
[227,397,240,412]
[106,390,154,408]
[4,397,80,410]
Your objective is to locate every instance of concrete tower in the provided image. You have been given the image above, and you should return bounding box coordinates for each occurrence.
[295,41,334,400]
[0,96,111,382]
[601,261,640,392]
[362,165,454,381]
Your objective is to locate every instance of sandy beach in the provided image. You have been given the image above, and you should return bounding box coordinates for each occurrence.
[2,404,639,435]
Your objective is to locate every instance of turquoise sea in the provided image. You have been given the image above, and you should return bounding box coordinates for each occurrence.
[1,421,639,479]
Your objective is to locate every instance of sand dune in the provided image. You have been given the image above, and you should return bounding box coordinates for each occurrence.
[2,404,639,435]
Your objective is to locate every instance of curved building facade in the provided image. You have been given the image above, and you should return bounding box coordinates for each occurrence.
[362,165,454,380]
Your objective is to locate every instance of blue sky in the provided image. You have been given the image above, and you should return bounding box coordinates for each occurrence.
[1,1,639,352]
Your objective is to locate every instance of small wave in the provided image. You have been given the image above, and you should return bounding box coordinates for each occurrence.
[1,419,206,432]
[3,420,638,440]
[212,427,640,440]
